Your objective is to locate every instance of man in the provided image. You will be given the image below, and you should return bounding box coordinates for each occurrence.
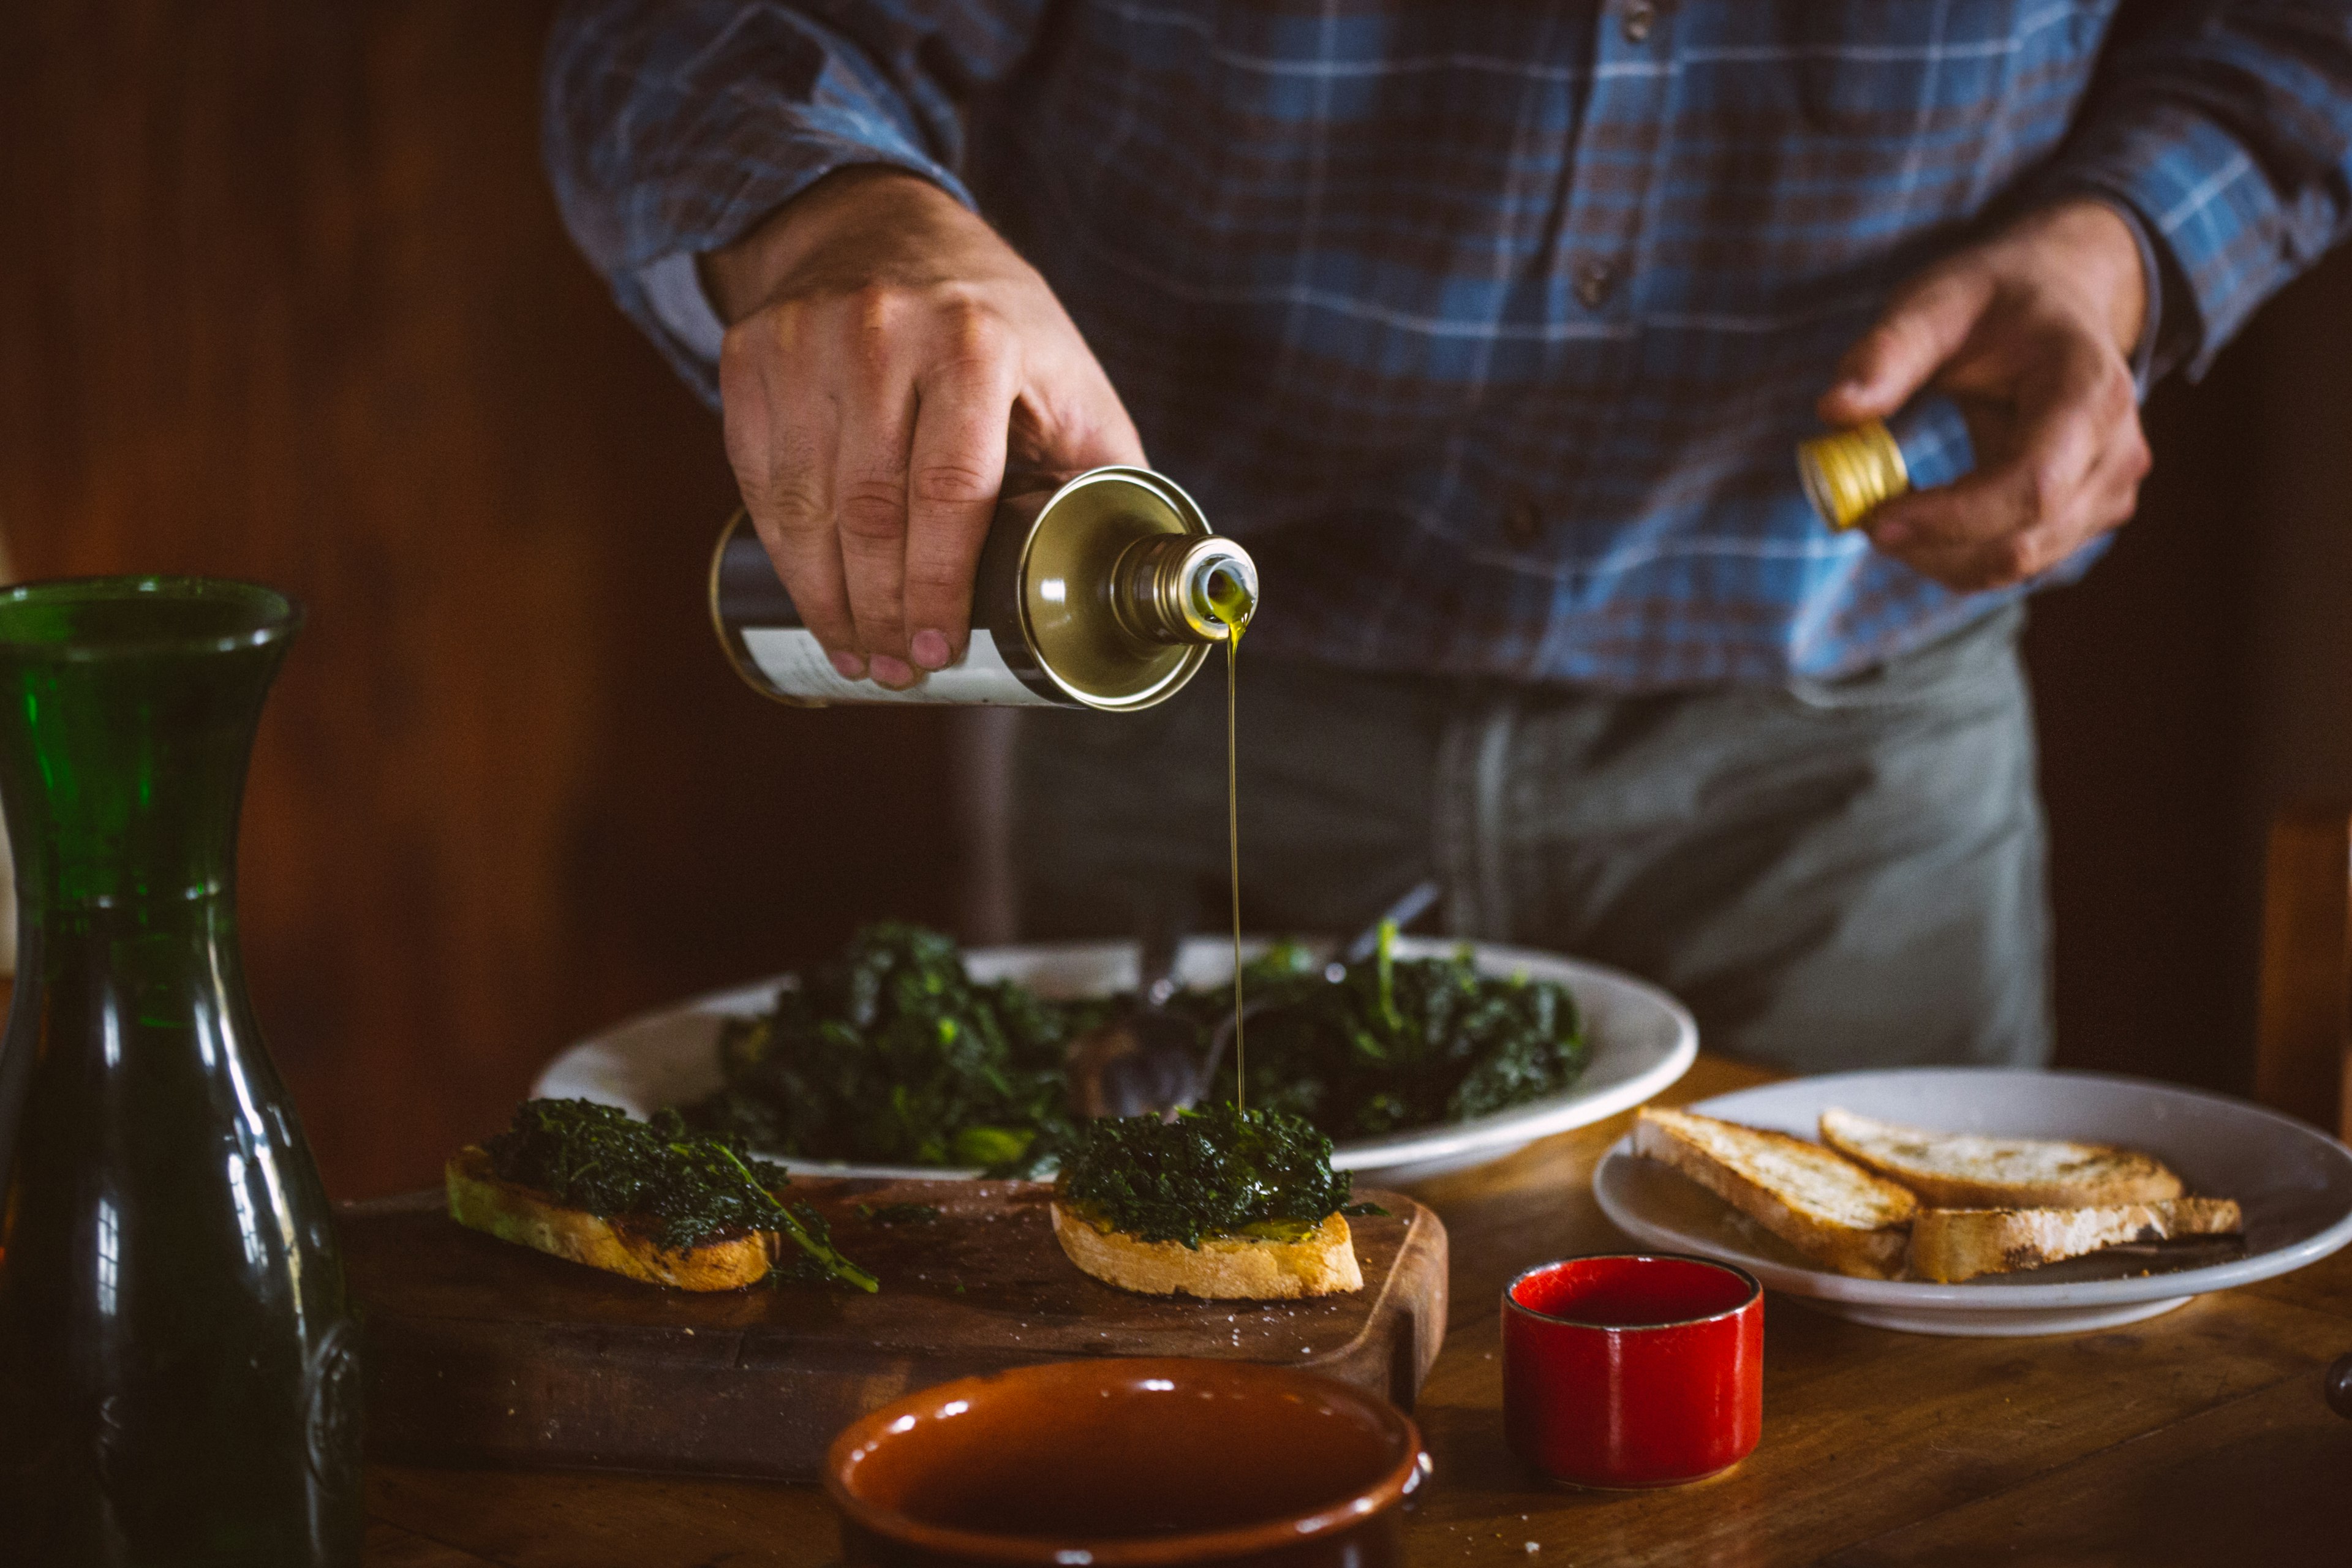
[546,2,2351,1072]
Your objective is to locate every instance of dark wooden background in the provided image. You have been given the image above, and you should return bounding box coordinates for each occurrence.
[3,3,2346,1198]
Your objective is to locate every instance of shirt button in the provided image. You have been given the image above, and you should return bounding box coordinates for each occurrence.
[1575,260,1616,309]
[1623,1,1656,43]
[1504,499,1544,545]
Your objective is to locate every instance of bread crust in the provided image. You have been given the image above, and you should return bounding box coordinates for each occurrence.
[1050,1202,1363,1299]
[1635,1107,1915,1280]
[1908,1197,2243,1283]
[1819,1107,2184,1208]
[445,1145,775,1291]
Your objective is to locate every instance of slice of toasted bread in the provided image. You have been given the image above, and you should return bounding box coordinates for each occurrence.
[445,1145,775,1291]
[1635,1106,1918,1280]
[1820,1107,2184,1208]
[1909,1197,2243,1283]
[1050,1202,1363,1299]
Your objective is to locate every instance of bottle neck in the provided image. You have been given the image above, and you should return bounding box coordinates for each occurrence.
[0,597,290,916]
[1110,535,1259,646]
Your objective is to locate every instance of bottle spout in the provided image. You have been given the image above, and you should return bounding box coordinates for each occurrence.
[1111,534,1259,646]
[1196,551,1257,643]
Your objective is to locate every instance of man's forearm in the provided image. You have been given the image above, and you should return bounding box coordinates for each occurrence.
[2026,2,2352,380]
[543,1,1036,401]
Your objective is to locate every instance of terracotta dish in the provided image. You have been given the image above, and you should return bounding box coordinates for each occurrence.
[825,1357,1428,1566]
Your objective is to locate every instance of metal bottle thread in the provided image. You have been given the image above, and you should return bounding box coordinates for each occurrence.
[1108,533,1259,647]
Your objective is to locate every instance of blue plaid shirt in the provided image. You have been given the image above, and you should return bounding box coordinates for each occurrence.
[546,2,2352,688]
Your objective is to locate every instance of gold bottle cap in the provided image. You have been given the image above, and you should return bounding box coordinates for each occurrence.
[1797,420,1911,531]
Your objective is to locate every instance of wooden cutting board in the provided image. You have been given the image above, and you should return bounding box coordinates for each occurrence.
[344,1178,1446,1481]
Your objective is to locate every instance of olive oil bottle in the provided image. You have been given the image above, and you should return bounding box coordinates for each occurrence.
[0,578,361,1564]
[712,466,1257,710]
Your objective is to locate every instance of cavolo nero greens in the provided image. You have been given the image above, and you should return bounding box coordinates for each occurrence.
[1057,1102,1381,1250]
[1191,923,1590,1135]
[682,922,1109,1174]
[676,920,1587,1172]
[484,1098,875,1291]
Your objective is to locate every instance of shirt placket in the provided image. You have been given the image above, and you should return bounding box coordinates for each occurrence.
[1520,0,1678,624]
[1556,0,1674,392]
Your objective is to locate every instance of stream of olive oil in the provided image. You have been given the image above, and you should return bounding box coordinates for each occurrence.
[1207,568,1253,1112]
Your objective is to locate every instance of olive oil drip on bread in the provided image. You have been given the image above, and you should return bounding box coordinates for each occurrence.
[1208,566,1254,1110]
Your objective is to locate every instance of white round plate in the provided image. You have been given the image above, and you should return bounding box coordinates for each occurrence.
[533,935,1696,1185]
[1592,1068,2352,1336]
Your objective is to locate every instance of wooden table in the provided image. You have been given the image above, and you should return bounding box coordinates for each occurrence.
[363,1056,2352,1565]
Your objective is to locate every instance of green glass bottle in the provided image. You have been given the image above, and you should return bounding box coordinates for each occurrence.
[0,578,361,1564]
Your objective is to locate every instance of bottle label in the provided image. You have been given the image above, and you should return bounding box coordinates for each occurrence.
[741,627,1058,706]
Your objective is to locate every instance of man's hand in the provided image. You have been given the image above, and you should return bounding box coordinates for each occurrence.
[707,168,1145,688]
[1817,199,2152,593]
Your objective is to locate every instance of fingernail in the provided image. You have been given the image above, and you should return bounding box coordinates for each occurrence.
[869,655,914,687]
[911,629,951,670]
[829,650,867,680]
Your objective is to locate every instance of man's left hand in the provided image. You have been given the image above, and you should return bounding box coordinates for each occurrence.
[1817,198,2152,593]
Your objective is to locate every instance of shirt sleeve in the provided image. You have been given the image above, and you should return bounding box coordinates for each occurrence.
[542,0,1049,405]
[2026,2,2352,383]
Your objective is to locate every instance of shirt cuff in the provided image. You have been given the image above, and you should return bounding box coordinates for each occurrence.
[626,151,974,375]
[638,251,730,368]
[2029,104,2288,382]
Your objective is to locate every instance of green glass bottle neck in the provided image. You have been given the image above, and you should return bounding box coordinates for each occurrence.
[0,649,276,913]
[0,581,295,918]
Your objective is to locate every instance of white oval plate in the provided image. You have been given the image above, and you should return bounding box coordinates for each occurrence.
[533,935,1696,1185]
[1592,1068,2352,1336]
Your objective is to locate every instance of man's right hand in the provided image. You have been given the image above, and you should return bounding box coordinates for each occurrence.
[706,167,1146,688]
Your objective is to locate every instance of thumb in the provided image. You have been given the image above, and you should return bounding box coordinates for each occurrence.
[1818,269,1992,426]
[1061,413,1147,472]
[1034,409,1147,478]
[1013,368,1148,478]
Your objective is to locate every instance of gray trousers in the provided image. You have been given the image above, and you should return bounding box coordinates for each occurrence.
[1011,606,2049,1075]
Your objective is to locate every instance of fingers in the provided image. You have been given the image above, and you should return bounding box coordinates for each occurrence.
[1864,333,2146,592]
[1040,380,1148,473]
[1819,268,1995,426]
[832,316,921,685]
[1887,429,2146,592]
[721,329,865,677]
[1828,203,2157,594]
[1057,402,1149,472]
[904,328,1018,670]
[1008,344,1150,477]
[712,173,1144,690]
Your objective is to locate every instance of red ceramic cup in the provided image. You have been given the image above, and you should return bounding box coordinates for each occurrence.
[1502,1253,1762,1488]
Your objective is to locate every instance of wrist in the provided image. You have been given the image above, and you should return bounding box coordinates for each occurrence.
[2010,197,2148,360]
[701,166,957,325]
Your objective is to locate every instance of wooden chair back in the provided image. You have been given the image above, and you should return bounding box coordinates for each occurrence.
[2258,804,2352,1142]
